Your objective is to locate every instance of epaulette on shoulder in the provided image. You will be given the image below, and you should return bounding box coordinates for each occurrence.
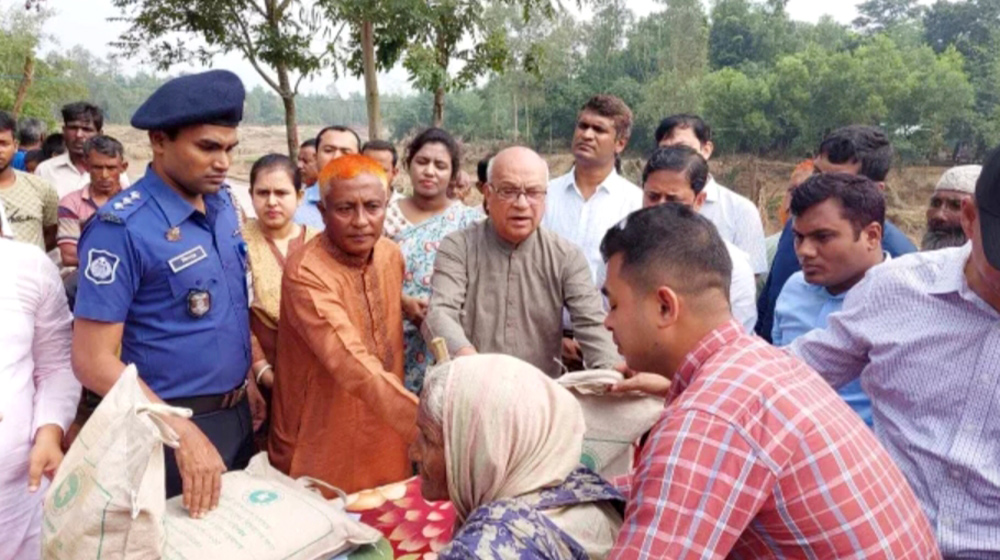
[97,188,149,224]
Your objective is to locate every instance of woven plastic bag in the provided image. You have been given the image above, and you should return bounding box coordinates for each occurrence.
[163,452,382,560]
[558,369,664,478]
[43,364,191,559]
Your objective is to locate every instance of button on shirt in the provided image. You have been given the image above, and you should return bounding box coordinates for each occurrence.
[543,169,642,283]
[699,178,767,274]
[36,152,131,199]
[293,183,324,231]
[790,244,1000,557]
[610,321,940,559]
[74,169,251,400]
[772,270,873,426]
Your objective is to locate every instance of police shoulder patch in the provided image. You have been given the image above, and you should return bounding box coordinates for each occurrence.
[100,187,149,223]
[84,249,121,285]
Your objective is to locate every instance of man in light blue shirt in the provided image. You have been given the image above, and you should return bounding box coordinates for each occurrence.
[293,125,360,230]
[772,172,887,426]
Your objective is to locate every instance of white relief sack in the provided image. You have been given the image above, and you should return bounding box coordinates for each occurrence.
[162,453,382,560]
[43,364,191,559]
[558,369,664,478]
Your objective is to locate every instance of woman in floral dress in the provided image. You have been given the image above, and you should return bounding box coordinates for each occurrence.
[384,128,482,393]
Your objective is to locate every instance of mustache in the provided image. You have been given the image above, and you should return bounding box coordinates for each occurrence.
[921,227,967,251]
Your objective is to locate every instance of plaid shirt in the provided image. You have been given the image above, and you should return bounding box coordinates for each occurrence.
[609,320,940,559]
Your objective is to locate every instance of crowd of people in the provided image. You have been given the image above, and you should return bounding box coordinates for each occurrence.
[1,67,997,560]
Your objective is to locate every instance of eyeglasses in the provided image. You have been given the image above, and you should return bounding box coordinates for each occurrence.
[491,186,547,202]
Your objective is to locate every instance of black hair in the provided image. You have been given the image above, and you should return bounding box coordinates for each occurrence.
[818,125,892,182]
[655,114,712,146]
[790,172,885,238]
[249,153,302,193]
[42,133,66,159]
[84,135,124,160]
[362,139,398,167]
[601,203,731,298]
[642,146,709,194]
[581,94,633,142]
[0,111,15,137]
[477,153,495,184]
[300,138,317,150]
[405,128,461,181]
[16,117,44,145]
[24,149,44,167]
[316,125,361,153]
[61,101,103,130]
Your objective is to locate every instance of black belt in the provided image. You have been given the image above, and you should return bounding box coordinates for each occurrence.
[166,381,248,416]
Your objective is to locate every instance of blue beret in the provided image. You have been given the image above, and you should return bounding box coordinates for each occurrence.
[131,70,245,131]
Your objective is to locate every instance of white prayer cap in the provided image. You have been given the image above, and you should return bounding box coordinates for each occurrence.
[934,165,981,195]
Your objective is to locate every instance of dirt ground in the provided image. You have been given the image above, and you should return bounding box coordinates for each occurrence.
[106,124,944,241]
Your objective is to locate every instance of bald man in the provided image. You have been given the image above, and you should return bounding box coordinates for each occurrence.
[268,154,417,494]
[424,147,621,377]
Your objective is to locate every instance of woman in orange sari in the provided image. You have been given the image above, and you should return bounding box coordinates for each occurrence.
[244,154,319,442]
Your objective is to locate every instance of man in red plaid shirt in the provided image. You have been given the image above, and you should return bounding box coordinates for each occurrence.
[600,203,939,559]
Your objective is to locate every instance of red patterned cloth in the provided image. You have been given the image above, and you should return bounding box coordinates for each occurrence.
[610,320,940,559]
[346,477,456,560]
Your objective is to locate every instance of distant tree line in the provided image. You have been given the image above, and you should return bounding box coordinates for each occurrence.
[4,0,999,162]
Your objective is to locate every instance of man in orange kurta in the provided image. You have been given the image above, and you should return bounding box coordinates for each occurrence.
[268,154,418,494]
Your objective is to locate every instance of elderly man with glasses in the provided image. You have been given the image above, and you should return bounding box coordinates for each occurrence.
[423,146,621,377]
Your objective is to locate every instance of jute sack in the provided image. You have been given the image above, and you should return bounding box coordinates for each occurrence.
[558,369,664,478]
[42,364,192,559]
[163,452,382,560]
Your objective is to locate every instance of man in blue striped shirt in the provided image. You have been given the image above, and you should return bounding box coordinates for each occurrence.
[790,145,1000,557]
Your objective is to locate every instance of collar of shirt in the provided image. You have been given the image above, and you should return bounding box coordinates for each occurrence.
[669,319,746,398]
[52,152,85,176]
[485,218,539,255]
[927,242,972,296]
[559,167,626,199]
[703,176,721,203]
[319,233,375,269]
[144,167,226,228]
[305,183,320,203]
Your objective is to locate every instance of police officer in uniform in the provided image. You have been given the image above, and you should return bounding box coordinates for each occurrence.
[72,70,252,519]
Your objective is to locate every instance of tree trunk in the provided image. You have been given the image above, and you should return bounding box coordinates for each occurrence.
[281,94,299,160]
[12,56,35,118]
[361,20,381,140]
[525,101,531,144]
[513,92,519,141]
[433,87,445,127]
[275,63,299,159]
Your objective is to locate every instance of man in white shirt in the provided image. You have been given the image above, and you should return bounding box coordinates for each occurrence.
[0,200,81,560]
[638,146,757,331]
[544,94,643,281]
[543,94,642,365]
[655,114,767,275]
[35,102,130,198]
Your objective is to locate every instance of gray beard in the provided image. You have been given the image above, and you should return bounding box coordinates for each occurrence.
[921,227,967,251]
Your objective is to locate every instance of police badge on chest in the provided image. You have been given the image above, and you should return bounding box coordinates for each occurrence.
[187,289,212,318]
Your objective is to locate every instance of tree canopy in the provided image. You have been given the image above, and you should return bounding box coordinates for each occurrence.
[4,0,997,162]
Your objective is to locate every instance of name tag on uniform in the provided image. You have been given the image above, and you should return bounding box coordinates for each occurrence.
[168,246,208,274]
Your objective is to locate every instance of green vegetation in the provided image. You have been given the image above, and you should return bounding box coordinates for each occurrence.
[4,0,999,162]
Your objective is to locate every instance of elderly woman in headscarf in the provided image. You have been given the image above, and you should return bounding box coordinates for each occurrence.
[410,354,625,559]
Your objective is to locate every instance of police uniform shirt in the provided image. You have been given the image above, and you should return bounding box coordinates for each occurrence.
[75,167,251,399]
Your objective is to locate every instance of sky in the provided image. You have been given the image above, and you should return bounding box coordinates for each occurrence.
[14,0,867,97]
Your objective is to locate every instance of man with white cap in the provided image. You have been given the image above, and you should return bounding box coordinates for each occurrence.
[922,164,981,251]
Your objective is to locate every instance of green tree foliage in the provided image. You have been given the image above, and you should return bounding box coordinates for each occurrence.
[0,7,87,124]
[8,0,995,165]
[109,0,339,156]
